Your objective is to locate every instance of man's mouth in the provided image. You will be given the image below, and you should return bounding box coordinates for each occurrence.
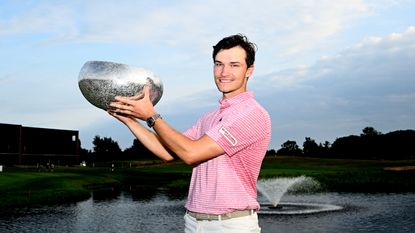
[218,78,232,83]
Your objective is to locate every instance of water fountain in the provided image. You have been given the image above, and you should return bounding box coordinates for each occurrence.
[257,176,343,215]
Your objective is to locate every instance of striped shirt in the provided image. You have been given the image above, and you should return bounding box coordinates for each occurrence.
[183,91,271,214]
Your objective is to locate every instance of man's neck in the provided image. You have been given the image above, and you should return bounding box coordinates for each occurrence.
[222,90,247,100]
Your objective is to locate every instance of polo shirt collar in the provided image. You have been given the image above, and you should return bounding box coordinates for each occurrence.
[219,91,254,110]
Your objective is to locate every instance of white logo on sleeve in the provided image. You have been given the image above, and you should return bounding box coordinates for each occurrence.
[219,127,238,146]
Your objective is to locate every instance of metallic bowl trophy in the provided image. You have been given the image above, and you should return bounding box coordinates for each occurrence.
[78,61,163,110]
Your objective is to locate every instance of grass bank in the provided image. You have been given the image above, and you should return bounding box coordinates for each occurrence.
[0,162,190,213]
[0,166,117,213]
[260,156,415,192]
[0,157,414,212]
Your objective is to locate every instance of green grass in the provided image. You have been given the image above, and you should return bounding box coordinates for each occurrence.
[0,167,120,212]
[0,156,414,212]
[260,156,415,192]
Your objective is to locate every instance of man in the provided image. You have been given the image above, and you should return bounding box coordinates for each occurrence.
[109,34,271,233]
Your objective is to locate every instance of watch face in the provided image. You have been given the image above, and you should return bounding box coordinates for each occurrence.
[147,114,160,127]
[146,118,154,127]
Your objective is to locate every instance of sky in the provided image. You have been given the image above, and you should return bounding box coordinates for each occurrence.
[1,0,415,151]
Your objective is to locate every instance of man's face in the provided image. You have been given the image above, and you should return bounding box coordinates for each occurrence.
[213,46,254,99]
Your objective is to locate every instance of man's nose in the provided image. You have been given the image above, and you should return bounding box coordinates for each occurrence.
[221,65,231,75]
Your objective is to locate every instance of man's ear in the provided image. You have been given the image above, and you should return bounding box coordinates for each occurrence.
[246,65,254,78]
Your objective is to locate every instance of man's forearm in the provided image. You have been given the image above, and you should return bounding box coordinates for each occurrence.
[152,118,224,165]
[126,120,174,162]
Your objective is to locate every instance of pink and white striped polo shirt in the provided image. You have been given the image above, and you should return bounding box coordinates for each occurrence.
[183,91,271,215]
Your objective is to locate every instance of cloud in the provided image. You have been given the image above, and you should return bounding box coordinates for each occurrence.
[0,3,77,37]
[260,26,415,146]
[0,1,373,57]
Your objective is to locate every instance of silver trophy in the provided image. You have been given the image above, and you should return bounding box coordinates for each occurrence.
[78,61,163,110]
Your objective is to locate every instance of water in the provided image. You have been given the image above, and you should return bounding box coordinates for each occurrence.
[1,192,186,233]
[1,192,414,233]
[257,176,319,206]
[259,202,343,215]
[258,177,342,215]
[259,192,415,233]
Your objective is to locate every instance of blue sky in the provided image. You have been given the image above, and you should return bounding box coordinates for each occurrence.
[1,0,415,151]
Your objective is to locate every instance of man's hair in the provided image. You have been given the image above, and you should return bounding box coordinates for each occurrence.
[213,34,257,68]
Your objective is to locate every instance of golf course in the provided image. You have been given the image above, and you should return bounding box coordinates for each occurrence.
[1,156,414,214]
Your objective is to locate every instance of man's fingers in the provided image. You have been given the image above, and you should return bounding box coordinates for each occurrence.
[114,96,136,105]
[114,85,150,103]
[144,85,151,101]
[109,101,133,112]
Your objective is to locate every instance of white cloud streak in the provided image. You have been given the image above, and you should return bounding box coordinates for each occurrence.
[0,1,373,58]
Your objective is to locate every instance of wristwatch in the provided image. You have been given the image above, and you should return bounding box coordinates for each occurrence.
[146,113,162,128]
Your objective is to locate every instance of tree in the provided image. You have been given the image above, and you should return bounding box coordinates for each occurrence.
[303,137,320,157]
[361,127,382,137]
[123,138,155,160]
[92,135,122,161]
[265,149,277,157]
[319,141,331,157]
[381,130,415,159]
[330,135,363,159]
[79,147,93,164]
[276,140,302,156]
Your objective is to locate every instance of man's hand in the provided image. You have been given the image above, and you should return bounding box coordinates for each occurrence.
[107,109,137,126]
[108,85,156,121]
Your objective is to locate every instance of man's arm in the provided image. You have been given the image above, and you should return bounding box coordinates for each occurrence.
[152,118,224,165]
[108,111,174,162]
[109,86,225,165]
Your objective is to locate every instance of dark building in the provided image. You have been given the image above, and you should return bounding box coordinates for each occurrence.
[0,123,80,165]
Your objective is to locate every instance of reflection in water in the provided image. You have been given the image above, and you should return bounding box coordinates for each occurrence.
[0,192,414,233]
[1,192,185,233]
[258,193,415,233]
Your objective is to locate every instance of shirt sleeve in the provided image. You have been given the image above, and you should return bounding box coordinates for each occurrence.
[206,107,270,157]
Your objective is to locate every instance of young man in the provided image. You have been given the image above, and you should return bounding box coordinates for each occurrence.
[109,34,271,233]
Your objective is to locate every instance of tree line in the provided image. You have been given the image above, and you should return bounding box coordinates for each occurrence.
[81,127,415,162]
[80,136,156,163]
[273,127,415,160]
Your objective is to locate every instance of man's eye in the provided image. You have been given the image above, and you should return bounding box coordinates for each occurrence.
[215,63,223,67]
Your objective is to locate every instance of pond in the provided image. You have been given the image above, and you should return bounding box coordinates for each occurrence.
[0,191,414,233]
